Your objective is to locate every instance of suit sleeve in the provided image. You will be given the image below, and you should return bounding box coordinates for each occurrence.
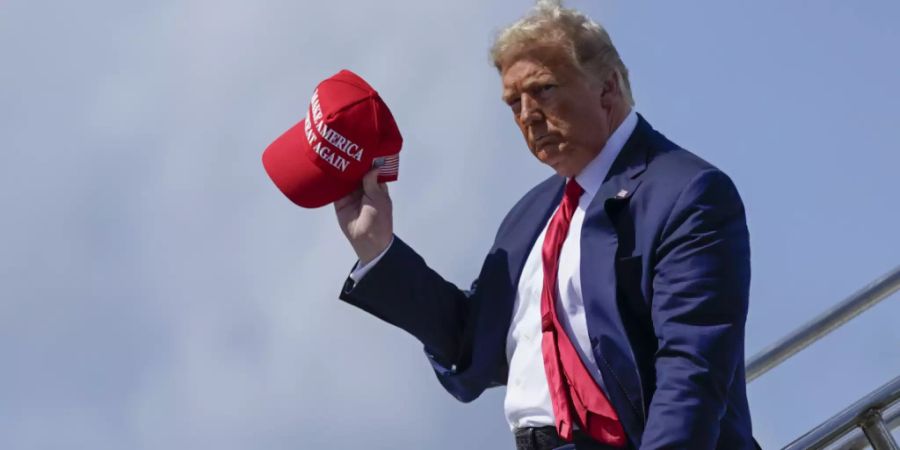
[338,236,483,394]
[641,169,751,450]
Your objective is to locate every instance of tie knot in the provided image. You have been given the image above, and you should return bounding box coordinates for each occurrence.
[564,179,584,202]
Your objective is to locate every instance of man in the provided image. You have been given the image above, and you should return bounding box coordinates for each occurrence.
[334,3,755,449]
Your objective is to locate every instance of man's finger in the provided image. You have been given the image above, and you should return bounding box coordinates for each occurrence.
[361,168,383,196]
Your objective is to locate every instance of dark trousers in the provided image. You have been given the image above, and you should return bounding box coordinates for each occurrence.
[513,426,625,450]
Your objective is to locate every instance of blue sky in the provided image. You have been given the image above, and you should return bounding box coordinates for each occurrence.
[1,0,898,448]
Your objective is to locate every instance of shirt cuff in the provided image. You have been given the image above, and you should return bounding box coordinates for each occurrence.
[348,237,394,283]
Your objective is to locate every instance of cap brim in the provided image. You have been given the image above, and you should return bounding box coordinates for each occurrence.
[262,120,359,208]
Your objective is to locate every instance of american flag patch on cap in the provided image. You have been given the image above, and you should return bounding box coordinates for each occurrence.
[376,154,400,178]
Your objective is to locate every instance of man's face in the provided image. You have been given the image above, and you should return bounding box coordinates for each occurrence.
[501,55,612,178]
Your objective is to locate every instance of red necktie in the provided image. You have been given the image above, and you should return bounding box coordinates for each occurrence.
[540,179,627,446]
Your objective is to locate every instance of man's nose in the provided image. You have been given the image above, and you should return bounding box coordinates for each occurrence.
[518,94,543,125]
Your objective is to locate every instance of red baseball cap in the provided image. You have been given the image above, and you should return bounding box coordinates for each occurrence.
[262,70,403,208]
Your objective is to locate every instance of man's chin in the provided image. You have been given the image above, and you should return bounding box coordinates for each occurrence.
[550,163,577,178]
[534,152,577,177]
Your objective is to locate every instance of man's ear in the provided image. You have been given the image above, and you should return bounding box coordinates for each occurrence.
[600,70,621,108]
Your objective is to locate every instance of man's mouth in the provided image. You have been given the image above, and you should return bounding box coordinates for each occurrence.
[534,135,559,151]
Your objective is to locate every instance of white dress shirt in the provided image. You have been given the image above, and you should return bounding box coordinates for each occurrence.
[350,110,639,432]
[504,110,638,430]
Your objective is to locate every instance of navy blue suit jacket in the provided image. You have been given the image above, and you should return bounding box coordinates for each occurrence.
[340,116,755,449]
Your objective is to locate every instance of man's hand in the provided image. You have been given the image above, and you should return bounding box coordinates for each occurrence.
[334,168,393,266]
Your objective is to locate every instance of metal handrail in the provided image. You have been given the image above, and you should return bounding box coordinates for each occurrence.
[781,375,900,450]
[746,265,900,382]
[835,402,900,449]
[741,264,900,448]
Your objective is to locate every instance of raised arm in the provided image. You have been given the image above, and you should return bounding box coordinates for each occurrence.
[333,169,474,378]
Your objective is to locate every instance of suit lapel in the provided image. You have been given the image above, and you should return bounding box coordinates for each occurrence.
[592,115,651,209]
[579,116,653,446]
[501,178,565,292]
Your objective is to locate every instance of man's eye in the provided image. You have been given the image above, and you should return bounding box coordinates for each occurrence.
[509,100,521,114]
[529,84,556,101]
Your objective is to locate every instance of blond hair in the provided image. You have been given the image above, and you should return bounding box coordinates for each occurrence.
[490,0,634,105]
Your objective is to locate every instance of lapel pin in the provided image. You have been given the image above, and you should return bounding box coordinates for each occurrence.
[615,189,629,199]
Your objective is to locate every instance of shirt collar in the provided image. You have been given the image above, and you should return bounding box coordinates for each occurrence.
[574,109,638,199]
